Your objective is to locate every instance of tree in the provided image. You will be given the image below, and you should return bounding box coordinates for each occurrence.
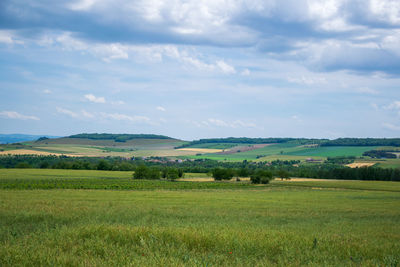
[133,165,160,179]
[277,169,290,180]
[133,165,149,179]
[212,168,234,181]
[237,167,249,177]
[97,160,110,170]
[250,169,273,184]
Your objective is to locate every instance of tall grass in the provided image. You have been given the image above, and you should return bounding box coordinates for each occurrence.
[1,187,399,266]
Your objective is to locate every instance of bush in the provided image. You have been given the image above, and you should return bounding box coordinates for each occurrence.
[39,161,50,169]
[133,165,160,180]
[276,169,290,180]
[15,162,32,168]
[97,160,111,170]
[250,169,273,184]
[212,168,234,181]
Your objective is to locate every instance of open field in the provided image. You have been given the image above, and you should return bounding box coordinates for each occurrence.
[274,178,400,192]
[345,162,376,168]
[0,171,399,266]
[284,146,379,157]
[0,149,75,156]
[0,169,254,190]
[375,159,400,169]
[177,148,224,153]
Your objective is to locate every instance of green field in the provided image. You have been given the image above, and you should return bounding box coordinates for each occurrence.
[0,169,252,190]
[183,143,243,149]
[182,144,389,164]
[285,146,380,157]
[0,169,400,266]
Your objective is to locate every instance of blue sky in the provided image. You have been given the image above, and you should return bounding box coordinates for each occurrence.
[0,0,400,140]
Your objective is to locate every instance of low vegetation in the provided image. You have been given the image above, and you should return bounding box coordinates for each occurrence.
[0,171,399,266]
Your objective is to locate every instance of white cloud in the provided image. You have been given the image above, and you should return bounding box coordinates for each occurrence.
[385,101,400,110]
[0,111,39,121]
[369,0,400,25]
[201,118,256,128]
[383,122,400,131]
[287,76,326,85]
[111,100,125,105]
[156,106,166,112]
[0,31,14,44]
[84,94,106,103]
[43,89,52,94]
[241,69,251,76]
[56,107,79,118]
[97,44,129,62]
[216,60,236,74]
[100,112,150,123]
[291,115,302,123]
[206,118,229,127]
[355,87,379,94]
[68,0,98,11]
[81,110,94,118]
[232,120,256,128]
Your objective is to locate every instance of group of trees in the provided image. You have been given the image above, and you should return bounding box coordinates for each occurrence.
[133,165,184,180]
[321,138,400,147]
[1,154,400,182]
[363,150,397,159]
[211,167,290,184]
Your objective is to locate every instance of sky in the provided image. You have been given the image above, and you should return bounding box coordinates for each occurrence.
[0,0,400,140]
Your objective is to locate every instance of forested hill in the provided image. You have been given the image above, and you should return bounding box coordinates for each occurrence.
[69,133,174,142]
[177,137,400,148]
[176,137,327,148]
[320,138,400,147]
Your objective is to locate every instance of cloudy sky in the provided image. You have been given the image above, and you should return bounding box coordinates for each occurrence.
[0,0,400,140]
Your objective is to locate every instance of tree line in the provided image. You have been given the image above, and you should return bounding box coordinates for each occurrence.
[0,155,399,182]
[177,137,400,149]
[68,133,173,142]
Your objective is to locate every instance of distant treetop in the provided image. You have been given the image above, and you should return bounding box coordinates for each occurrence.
[69,133,173,142]
[320,138,400,147]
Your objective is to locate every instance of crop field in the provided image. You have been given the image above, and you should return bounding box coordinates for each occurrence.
[284,146,380,157]
[182,143,317,161]
[0,169,251,190]
[1,143,207,158]
[345,162,376,168]
[183,144,391,164]
[375,159,400,169]
[177,148,224,153]
[183,143,242,149]
[0,169,399,266]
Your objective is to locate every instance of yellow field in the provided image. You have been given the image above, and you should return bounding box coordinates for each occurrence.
[345,162,376,168]
[177,148,223,153]
[0,149,80,157]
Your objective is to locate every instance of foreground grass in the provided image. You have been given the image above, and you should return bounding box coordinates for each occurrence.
[273,179,400,192]
[1,188,399,266]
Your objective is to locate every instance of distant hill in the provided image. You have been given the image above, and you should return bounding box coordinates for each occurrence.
[0,134,60,144]
[177,137,400,148]
[69,133,173,142]
[33,133,182,147]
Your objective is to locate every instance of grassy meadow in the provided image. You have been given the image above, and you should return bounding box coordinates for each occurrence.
[182,143,379,162]
[0,169,400,266]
